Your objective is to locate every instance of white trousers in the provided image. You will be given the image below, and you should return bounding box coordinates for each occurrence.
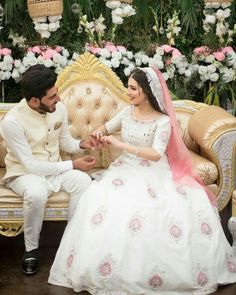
[6,170,92,252]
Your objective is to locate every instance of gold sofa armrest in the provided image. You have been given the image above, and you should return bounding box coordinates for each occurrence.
[188,105,236,211]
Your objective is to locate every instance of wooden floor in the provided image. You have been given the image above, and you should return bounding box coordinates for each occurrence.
[0,222,236,295]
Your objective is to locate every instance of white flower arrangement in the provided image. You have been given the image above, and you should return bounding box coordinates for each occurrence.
[192,46,236,84]
[32,15,62,39]
[11,45,69,82]
[79,14,106,46]
[0,48,14,81]
[203,2,235,45]
[166,11,181,46]
[105,0,136,25]
[85,42,190,82]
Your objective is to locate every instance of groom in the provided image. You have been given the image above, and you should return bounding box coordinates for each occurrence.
[1,64,98,275]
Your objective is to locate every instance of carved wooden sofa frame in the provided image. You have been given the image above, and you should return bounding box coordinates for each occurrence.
[0,52,235,241]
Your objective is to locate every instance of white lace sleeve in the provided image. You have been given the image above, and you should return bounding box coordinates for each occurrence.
[105,106,130,134]
[152,116,171,156]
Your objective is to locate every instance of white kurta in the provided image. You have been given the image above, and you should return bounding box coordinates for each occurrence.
[48,106,236,295]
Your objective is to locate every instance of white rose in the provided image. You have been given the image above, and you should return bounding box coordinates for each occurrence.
[100,48,110,58]
[155,47,164,56]
[209,73,219,82]
[126,51,133,59]
[124,67,131,76]
[184,69,192,78]
[106,1,121,10]
[198,65,208,75]
[207,64,217,73]
[205,15,216,24]
[135,58,142,66]
[99,57,112,68]
[111,51,122,60]
[44,59,54,67]
[122,5,136,17]
[110,58,120,68]
[112,15,123,24]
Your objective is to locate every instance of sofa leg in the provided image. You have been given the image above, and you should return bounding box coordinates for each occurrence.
[228,217,236,255]
[0,222,24,237]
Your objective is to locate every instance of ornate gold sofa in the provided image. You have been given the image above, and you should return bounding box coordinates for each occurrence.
[0,52,236,240]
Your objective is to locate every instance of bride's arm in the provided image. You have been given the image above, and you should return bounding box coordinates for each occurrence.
[102,135,162,162]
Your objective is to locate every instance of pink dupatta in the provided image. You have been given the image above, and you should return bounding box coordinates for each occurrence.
[141,66,216,207]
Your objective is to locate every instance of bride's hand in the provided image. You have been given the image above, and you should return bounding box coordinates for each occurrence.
[102,135,121,147]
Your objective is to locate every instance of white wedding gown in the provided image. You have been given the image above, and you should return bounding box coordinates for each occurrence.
[48,106,236,294]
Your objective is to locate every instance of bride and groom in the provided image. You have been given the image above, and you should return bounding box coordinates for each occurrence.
[2,64,236,294]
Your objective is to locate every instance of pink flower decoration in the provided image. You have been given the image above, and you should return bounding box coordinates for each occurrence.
[91,212,103,225]
[31,46,42,54]
[129,218,141,232]
[193,46,209,55]
[170,225,182,238]
[116,45,126,52]
[0,48,12,56]
[105,43,117,52]
[201,222,212,236]
[67,254,74,268]
[42,48,55,59]
[172,49,182,57]
[227,261,236,273]
[99,261,112,277]
[222,46,234,54]
[88,46,101,54]
[149,274,163,288]
[161,45,173,53]
[213,51,225,61]
[112,178,124,186]
[197,272,208,286]
[55,46,63,53]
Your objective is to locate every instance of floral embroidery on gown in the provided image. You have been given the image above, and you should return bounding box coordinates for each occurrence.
[48,105,236,295]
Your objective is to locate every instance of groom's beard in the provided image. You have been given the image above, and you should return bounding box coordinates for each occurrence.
[38,101,57,113]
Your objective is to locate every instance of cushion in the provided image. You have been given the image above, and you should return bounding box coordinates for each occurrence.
[189,151,218,185]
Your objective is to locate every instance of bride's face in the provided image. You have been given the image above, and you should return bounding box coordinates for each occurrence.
[127,77,147,106]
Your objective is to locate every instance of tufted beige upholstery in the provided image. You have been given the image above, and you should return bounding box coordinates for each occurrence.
[0,52,236,237]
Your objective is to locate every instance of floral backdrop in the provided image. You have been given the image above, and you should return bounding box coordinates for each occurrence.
[0,0,236,114]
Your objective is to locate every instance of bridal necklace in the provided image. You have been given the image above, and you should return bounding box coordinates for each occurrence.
[137,107,155,116]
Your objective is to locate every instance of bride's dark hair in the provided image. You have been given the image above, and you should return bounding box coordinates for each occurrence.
[130,68,164,114]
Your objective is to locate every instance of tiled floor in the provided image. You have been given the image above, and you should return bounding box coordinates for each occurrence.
[0,222,236,295]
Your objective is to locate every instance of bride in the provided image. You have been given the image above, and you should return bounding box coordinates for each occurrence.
[48,67,236,294]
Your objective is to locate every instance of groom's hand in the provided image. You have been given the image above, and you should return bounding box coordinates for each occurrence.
[73,155,96,171]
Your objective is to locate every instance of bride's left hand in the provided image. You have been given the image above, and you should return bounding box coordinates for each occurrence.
[102,135,121,147]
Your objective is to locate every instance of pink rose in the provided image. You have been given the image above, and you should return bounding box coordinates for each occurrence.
[161,45,173,53]
[31,46,42,54]
[172,49,182,57]
[105,43,117,52]
[116,45,126,52]
[55,46,63,53]
[88,46,101,54]
[42,48,55,59]
[213,51,225,61]
[193,46,209,55]
[1,48,12,56]
[222,46,234,54]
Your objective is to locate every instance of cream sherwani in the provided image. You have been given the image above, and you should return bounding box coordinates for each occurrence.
[1,99,91,251]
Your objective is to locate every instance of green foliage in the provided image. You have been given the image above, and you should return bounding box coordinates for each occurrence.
[0,0,235,111]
